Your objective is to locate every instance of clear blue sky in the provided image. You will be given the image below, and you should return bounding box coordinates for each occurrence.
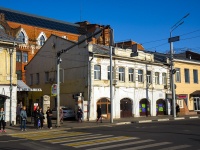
[1,0,200,53]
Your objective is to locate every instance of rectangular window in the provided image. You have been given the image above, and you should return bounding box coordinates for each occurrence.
[119,67,125,82]
[162,73,167,85]
[193,69,198,83]
[30,74,33,85]
[16,70,22,80]
[155,72,160,84]
[36,73,39,84]
[128,68,134,82]
[45,72,49,82]
[16,51,21,62]
[184,69,190,83]
[147,71,151,84]
[23,52,28,63]
[94,65,101,80]
[138,70,143,83]
[175,68,181,82]
[107,66,114,80]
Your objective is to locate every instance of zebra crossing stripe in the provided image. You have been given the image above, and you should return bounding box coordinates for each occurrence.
[87,139,153,150]
[158,145,191,150]
[45,134,113,144]
[29,132,90,140]
[121,142,171,150]
[64,136,136,148]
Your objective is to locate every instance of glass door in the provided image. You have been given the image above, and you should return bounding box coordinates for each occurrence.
[193,97,200,111]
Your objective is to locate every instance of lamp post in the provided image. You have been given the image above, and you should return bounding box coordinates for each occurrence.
[169,13,189,118]
[9,43,15,126]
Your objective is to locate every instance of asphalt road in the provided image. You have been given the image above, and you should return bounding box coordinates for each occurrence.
[0,119,200,150]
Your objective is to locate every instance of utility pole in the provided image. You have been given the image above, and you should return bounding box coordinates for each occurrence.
[169,13,189,118]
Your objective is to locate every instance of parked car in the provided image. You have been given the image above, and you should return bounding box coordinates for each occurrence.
[52,106,75,119]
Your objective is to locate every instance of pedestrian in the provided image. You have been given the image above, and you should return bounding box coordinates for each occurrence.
[60,107,64,124]
[34,106,40,129]
[46,107,53,129]
[96,106,102,123]
[77,106,83,123]
[20,106,27,131]
[16,104,21,124]
[176,103,180,117]
[39,108,45,129]
[0,107,6,132]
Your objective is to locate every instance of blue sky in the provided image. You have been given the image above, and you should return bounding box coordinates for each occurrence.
[0,0,200,53]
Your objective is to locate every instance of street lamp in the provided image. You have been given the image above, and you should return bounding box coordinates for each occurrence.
[169,13,189,118]
[8,42,15,126]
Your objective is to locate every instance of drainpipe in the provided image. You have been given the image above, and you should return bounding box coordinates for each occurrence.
[87,53,94,121]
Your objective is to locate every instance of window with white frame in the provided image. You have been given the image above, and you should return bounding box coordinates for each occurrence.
[155,72,160,84]
[16,51,21,62]
[30,74,33,85]
[107,66,114,80]
[147,71,152,84]
[40,35,45,46]
[193,69,198,84]
[94,65,101,80]
[184,68,190,83]
[119,67,125,82]
[175,68,181,82]
[36,73,39,84]
[162,72,167,85]
[18,31,25,43]
[45,72,49,82]
[23,52,28,63]
[138,69,143,83]
[128,68,134,82]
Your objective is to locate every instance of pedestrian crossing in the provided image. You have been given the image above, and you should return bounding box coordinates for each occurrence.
[8,130,192,150]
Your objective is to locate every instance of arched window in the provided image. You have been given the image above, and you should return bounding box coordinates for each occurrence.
[18,31,25,43]
[40,35,45,46]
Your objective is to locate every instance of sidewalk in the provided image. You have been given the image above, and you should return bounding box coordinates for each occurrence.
[3,114,200,134]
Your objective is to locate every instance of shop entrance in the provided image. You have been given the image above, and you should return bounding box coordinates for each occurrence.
[97,98,110,119]
[139,98,150,116]
[120,98,132,118]
[156,99,166,115]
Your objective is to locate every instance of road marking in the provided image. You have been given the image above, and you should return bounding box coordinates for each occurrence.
[189,116,199,119]
[45,134,113,144]
[121,142,171,150]
[63,136,136,148]
[158,145,191,150]
[138,120,152,123]
[158,119,170,121]
[116,122,131,125]
[174,117,185,120]
[87,139,153,150]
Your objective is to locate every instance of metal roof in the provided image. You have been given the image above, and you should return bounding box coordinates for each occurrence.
[0,7,86,35]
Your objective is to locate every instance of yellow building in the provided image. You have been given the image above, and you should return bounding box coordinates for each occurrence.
[174,51,200,115]
[0,27,21,124]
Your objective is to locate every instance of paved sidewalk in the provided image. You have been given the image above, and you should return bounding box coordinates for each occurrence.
[2,114,200,134]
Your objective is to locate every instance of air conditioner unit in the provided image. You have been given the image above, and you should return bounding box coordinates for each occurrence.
[113,79,118,85]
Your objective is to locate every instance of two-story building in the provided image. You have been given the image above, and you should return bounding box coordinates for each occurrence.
[25,35,170,120]
[0,27,21,125]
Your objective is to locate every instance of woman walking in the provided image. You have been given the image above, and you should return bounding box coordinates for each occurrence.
[0,107,6,132]
[20,106,27,131]
[46,107,53,129]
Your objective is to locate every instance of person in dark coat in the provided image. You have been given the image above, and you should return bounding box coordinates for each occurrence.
[77,106,83,122]
[46,107,53,129]
[34,106,40,129]
[96,106,102,123]
[39,108,45,129]
[176,103,180,116]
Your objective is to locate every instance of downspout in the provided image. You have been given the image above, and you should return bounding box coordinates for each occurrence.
[87,53,94,121]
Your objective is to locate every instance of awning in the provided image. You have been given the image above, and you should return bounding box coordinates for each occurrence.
[0,94,10,99]
[17,80,42,92]
[190,90,200,96]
